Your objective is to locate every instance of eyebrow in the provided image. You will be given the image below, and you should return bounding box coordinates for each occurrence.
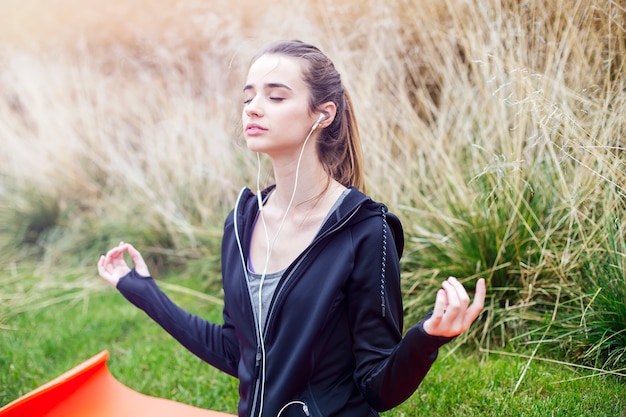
[243,82,293,92]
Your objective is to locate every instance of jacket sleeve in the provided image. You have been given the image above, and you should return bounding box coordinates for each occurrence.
[348,210,451,411]
[116,268,240,377]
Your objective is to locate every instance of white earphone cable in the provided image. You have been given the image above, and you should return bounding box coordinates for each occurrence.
[254,118,320,417]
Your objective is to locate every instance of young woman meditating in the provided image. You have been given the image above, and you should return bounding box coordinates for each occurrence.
[98,39,485,417]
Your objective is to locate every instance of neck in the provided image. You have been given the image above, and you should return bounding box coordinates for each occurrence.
[270,151,333,212]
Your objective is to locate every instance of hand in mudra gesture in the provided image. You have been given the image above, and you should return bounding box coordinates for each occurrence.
[423,277,486,338]
[97,242,151,287]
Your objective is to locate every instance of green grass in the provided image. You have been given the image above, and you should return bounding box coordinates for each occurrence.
[0,271,238,414]
[1,268,624,416]
[401,353,625,417]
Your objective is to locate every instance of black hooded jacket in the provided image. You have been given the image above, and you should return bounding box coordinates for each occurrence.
[117,186,451,417]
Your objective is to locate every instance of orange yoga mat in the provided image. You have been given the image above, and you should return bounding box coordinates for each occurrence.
[0,350,236,417]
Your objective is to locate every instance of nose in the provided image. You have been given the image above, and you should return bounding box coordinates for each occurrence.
[244,95,263,118]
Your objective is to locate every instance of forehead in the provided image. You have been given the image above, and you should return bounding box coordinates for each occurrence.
[245,54,306,88]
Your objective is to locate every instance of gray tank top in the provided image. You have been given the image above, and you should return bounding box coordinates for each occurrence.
[247,188,350,329]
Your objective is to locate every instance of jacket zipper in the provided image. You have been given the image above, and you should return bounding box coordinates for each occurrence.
[248,345,263,417]
[236,188,363,417]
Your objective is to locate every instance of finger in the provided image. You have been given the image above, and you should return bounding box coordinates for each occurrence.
[126,243,150,277]
[104,246,118,259]
[464,278,486,324]
[99,252,116,274]
[441,278,472,334]
[423,288,447,336]
[97,255,117,286]
[126,243,143,266]
[431,289,447,323]
[447,277,471,309]
[97,255,106,275]
[104,246,124,263]
[441,279,461,317]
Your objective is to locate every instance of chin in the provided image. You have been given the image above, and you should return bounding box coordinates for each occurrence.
[245,138,266,153]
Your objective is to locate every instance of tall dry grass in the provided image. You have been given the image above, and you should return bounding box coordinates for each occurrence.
[0,0,624,368]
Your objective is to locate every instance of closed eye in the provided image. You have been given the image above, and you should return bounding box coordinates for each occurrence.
[243,96,283,104]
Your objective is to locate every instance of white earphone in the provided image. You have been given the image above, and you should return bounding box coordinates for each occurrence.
[312,112,326,130]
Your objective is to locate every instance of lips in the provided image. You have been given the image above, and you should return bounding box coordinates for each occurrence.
[246,123,267,136]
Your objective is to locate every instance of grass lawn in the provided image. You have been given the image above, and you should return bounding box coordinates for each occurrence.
[1,271,624,417]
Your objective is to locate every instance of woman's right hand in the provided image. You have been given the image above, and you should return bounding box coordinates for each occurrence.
[97,242,151,287]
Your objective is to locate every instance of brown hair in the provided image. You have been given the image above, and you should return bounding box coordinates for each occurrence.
[251,40,366,192]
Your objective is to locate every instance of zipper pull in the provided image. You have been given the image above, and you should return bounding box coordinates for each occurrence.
[255,345,262,367]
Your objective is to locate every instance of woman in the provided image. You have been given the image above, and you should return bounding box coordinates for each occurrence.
[98,40,485,417]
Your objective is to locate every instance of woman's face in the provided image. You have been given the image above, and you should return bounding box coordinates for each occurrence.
[242,54,318,157]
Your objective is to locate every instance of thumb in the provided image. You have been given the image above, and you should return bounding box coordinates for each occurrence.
[126,243,151,277]
[464,278,486,325]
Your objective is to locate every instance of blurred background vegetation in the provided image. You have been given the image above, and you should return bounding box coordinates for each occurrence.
[1,0,624,414]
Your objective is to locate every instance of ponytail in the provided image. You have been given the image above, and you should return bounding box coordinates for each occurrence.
[323,88,366,193]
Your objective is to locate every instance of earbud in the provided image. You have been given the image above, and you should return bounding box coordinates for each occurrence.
[312,112,326,130]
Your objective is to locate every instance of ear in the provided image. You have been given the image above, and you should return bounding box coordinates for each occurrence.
[318,101,337,128]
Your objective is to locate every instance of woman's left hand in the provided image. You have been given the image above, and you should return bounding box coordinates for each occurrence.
[422,277,486,338]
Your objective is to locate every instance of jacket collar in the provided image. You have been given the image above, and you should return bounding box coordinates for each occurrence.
[233,185,403,258]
